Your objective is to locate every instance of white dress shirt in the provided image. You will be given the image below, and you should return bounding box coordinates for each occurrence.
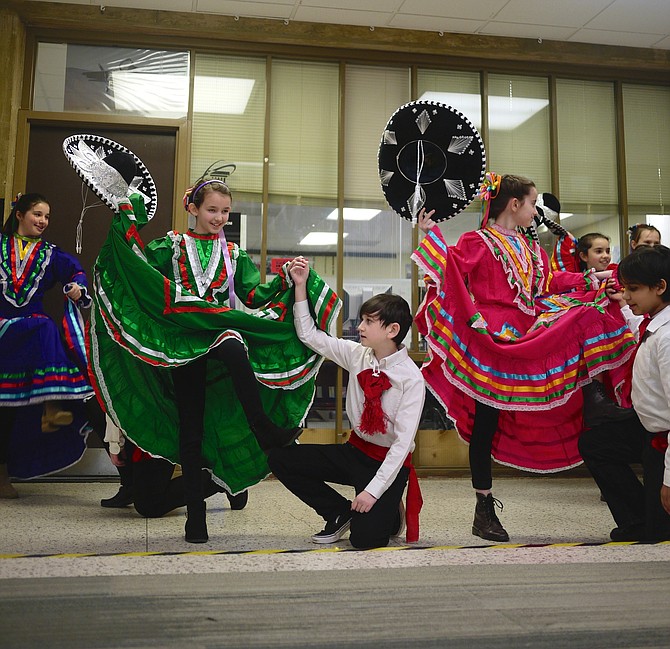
[630,304,670,486]
[293,300,425,499]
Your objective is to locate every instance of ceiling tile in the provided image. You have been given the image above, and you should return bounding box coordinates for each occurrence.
[389,14,485,34]
[568,28,665,48]
[398,0,508,20]
[197,0,292,18]
[479,22,578,41]
[585,0,670,33]
[652,34,670,48]
[301,0,403,10]
[293,6,389,27]
[495,0,613,28]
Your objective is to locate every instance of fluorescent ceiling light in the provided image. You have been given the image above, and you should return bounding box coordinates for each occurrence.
[299,232,347,246]
[419,92,549,131]
[193,76,255,114]
[647,214,668,219]
[558,212,574,220]
[109,71,188,114]
[326,208,381,221]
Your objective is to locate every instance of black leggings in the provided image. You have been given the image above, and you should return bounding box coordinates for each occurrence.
[172,337,266,507]
[469,400,500,491]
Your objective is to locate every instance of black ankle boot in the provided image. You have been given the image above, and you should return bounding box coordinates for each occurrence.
[226,490,249,510]
[583,381,635,428]
[185,502,208,543]
[250,417,301,453]
[472,493,509,542]
[100,485,134,508]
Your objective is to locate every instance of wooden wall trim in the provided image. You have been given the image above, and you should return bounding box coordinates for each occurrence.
[6,0,670,83]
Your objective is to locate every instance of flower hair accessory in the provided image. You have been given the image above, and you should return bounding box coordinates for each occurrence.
[478,172,501,228]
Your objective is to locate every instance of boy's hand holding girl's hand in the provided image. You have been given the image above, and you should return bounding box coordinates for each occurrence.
[288,256,309,285]
[352,490,377,513]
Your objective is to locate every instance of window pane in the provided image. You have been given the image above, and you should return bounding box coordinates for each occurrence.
[623,84,670,248]
[488,74,551,194]
[191,54,267,194]
[556,79,620,259]
[416,68,483,245]
[267,58,339,285]
[269,60,339,200]
[34,43,189,118]
[342,64,411,362]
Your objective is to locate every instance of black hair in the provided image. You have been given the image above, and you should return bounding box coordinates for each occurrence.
[359,293,413,346]
[2,193,50,235]
[618,244,670,301]
[488,174,536,221]
[576,232,611,271]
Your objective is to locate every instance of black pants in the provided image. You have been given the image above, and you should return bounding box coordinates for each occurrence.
[469,400,499,491]
[578,413,670,541]
[268,443,409,549]
[171,338,267,509]
[133,457,221,518]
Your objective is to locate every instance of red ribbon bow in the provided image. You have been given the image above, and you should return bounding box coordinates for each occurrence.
[357,368,391,435]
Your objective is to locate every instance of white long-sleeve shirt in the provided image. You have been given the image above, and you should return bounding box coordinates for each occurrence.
[630,304,670,486]
[294,300,425,499]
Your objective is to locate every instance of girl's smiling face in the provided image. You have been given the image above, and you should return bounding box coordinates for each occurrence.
[189,191,231,235]
[580,237,612,271]
[16,202,50,238]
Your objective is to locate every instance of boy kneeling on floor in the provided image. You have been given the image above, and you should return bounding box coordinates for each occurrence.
[579,244,670,543]
[268,256,425,549]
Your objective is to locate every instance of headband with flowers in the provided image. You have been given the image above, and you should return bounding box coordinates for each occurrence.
[478,172,502,228]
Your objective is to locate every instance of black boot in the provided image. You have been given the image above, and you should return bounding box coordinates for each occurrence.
[472,493,509,542]
[583,381,635,428]
[101,485,134,508]
[226,490,249,510]
[185,501,208,543]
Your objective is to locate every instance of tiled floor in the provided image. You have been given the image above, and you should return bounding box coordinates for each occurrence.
[2,475,668,578]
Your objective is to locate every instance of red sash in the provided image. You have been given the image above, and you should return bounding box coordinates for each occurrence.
[348,430,423,543]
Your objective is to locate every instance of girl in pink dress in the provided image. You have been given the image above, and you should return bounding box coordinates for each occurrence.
[413,173,636,541]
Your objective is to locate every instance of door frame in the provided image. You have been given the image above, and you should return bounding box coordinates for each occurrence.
[14,110,191,231]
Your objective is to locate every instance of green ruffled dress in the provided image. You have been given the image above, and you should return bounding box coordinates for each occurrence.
[88,195,340,494]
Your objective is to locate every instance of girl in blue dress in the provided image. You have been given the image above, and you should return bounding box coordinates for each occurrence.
[0,193,93,497]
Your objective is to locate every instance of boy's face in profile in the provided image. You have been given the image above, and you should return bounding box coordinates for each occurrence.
[622,280,668,317]
[357,312,397,350]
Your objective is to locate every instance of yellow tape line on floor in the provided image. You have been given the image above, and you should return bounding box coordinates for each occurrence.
[1,540,668,560]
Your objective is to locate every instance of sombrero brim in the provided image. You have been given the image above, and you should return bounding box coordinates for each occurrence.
[62,134,157,220]
[378,100,486,223]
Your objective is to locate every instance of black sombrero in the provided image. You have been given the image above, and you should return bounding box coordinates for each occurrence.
[378,100,486,223]
[62,134,157,220]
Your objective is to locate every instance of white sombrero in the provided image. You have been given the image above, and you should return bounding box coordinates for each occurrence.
[62,134,157,220]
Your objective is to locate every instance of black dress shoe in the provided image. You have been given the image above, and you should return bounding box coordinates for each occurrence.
[100,485,134,508]
[610,523,645,542]
[226,490,249,510]
[583,381,635,428]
